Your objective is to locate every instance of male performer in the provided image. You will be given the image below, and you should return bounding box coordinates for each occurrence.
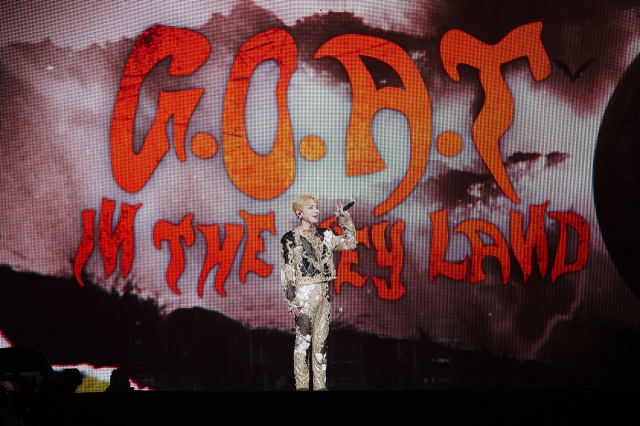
[279,194,357,390]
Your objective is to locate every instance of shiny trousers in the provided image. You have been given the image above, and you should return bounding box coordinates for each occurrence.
[293,282,330,390]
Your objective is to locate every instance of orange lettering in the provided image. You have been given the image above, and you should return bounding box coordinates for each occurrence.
[97,199,142,280]
[73,209,96,286]
[511,202,549,281]
[335,226,370,294]
[440,22,551,203]
[319,217,338,232]
[315,35,432,216]
[549,212,590,282]
[429,210,468,281]
[239,211,276,283]
[370,221,406,300]
[455,219,510,283]
[153,214,195,295]
[196,224,244,297]
[111,25,210,193]
[222,29,297,200]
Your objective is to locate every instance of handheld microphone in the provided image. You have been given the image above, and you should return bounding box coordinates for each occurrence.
[335,201,355,218]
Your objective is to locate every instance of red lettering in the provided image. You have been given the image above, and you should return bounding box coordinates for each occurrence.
[239,211,276,283]
[440,22,551,203]
[73,209,96,286]
[315,35,432,216]
[429,210,468,282]
[222,29,297,200]
[97,199,142,280]
[370,221,406,300]
[111,25,210,193]
[511,202,549,281]
[153,214,195,295]
[455,219,510,284]
[549,212,590,282]
[319,217,338,232]
[196,224,244,297]
[335,226,370,294]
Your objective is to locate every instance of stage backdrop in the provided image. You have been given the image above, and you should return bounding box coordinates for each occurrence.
[2,0,640,391]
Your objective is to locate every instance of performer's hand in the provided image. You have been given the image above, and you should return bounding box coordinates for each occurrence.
[290,308,300,318]
[335,201,350,217]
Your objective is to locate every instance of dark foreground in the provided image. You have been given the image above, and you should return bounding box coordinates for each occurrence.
[2,266,640,391]
[1,390,640,425]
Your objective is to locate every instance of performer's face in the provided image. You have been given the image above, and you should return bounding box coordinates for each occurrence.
[299,200,320,224]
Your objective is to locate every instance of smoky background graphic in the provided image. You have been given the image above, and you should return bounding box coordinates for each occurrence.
[1,0,640,380]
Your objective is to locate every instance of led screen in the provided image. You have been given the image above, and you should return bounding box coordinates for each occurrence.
[1,0,640,391]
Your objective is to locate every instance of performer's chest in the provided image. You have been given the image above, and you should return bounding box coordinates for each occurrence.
[294,233,329,263]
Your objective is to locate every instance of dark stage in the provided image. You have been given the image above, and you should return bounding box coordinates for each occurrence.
[1,389,640,425]
[1,267,640,424]
[2,266,640,393]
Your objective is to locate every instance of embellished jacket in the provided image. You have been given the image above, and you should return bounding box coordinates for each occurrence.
[280,216,357,312]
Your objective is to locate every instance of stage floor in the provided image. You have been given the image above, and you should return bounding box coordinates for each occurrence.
[57,389,640,425]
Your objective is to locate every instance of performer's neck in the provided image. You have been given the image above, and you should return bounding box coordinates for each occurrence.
[298,219,315,231]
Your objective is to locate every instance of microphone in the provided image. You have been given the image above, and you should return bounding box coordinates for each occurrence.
[335,201,355,218]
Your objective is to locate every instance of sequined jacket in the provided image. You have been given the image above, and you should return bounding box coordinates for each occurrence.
[280,216,357,312]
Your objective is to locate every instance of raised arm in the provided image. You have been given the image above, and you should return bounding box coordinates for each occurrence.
[280,234,300,312]
[329,215,357,251]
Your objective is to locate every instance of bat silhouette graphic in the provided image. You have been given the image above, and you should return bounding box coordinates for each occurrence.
[553,59,596,82]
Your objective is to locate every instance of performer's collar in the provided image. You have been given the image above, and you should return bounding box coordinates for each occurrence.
[296,225,316,233]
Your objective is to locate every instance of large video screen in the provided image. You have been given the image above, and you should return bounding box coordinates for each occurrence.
[2,0,640,391]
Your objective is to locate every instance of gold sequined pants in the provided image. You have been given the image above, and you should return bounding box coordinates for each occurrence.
[293,282,330,390]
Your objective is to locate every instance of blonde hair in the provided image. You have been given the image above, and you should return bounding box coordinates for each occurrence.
[292,194,318,215]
